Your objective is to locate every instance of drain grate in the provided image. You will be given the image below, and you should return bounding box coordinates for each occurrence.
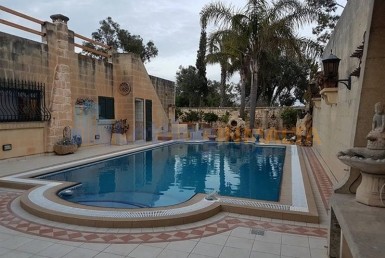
[251,228,265,236]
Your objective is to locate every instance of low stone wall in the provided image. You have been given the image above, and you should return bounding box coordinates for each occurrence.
[179,106,304,130]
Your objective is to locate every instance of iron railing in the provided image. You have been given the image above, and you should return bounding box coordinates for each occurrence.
[0,78,51,122]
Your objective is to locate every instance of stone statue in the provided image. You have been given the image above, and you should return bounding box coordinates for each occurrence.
[225,114,245,142]
[366,102,385,148]
[338,102,385,159]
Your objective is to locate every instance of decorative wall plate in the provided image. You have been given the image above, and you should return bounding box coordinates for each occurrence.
[119,82,131,96]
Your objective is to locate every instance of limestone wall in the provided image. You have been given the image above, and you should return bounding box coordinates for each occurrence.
[0,32,52,157]
[0,15,172,159]
[313,0,385,182]
[149,75,175,121]
[179,107,304,130]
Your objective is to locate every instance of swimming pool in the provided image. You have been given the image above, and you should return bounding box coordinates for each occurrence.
[38,142,285,208]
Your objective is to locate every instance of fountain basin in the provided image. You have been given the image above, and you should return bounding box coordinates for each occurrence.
[338,155,385,174]
[338,155,385,207]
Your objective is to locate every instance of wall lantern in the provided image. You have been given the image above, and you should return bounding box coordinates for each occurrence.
[322,52,351,90]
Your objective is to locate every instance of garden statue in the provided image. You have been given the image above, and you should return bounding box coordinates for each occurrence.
[225,114,245,142]
[338,102,385,159]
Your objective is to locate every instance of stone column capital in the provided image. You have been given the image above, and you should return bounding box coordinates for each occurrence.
[50,14,69,24]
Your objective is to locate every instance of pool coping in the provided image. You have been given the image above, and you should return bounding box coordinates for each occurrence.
[0,141,319,227]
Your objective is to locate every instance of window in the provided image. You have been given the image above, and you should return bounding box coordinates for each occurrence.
[0,79,50,122]
[98,96,115,119]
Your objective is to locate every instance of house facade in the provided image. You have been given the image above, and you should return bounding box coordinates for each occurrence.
[0,14,175,160]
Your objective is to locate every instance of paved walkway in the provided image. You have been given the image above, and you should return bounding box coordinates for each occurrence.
[0,144,331,257]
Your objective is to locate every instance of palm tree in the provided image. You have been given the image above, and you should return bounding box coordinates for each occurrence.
[201,0,317,128]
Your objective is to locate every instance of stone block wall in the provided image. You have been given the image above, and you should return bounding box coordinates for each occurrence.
[179,107,304,130]
[312,0,385,182]
[0,14,172,159]
[149,75,175,121]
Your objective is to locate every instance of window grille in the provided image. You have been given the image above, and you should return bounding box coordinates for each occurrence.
[0,78,51,122]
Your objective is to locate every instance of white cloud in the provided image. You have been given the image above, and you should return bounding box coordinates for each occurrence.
[1,0,338,84]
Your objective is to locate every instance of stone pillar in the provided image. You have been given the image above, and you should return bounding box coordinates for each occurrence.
[44,14,73,151]
[262,109,269,129]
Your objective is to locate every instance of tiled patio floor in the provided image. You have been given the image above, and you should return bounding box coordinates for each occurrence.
[0,144,332,257]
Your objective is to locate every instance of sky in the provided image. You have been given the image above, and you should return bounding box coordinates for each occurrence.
[1,0,345,83]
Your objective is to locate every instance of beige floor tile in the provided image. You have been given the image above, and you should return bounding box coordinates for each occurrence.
[128,244,163,258]
[62,247,100,258]
[94,252,126,258]
[49,239,83,247]
[188,253,214,258]
[0,247,10,256]
[254,231,282,244]
[219,246,251,258]
[166,240,198,252]
[225,236,254,250]
[281,244,310,258]
[310,247,328,258]
[229,227,255,240]
[102,243,139,256]
[16,238,54,254]
[281,234,309,247]
[0,250,32,258]
[252,241,281,255]
[157,248,190,258]
[142,241,169,248]
[309,237,327,249]
[80,242,110,252]
[200,234,228,246]
[192,242,223,257]
[37,243,75,258]
[250,251,280,258]
[0,235,33,250]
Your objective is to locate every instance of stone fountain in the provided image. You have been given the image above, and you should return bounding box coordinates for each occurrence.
[337,102,385,207]
[225,114,245,142]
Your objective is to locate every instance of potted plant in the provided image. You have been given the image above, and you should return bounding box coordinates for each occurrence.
[109,119,129,145]
[75,97,95,115]
[53,126,78,155]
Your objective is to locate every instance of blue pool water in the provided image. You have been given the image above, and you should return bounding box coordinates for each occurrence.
[38,143,286,208]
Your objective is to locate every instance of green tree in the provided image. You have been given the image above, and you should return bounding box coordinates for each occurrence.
[175,66,202,107]
[83,17,158,63]
[280,107,299,129]
[205,80,237,107]
[201,0,317,128]
[195,28,208,98]
[306,0,342,48]
[258,55,310,106]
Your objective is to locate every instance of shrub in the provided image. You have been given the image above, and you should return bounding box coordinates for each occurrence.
[203,112,219,124]
[219,111,230,123]
[280,107,298,129]
[106,119,129,134]
[182,110,200,122]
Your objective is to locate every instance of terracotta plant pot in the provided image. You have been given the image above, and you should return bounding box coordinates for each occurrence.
[53,144,78,155]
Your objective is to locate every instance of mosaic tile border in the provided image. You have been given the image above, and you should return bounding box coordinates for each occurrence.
[302,147,333,211]
[0,191,327,243]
